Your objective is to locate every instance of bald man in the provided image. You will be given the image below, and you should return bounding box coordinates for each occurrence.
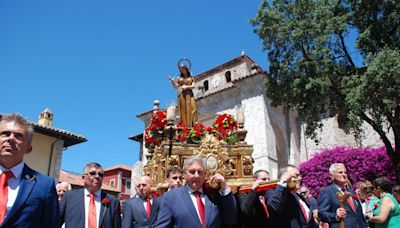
[56,182,72,202]
[122,176,161,228]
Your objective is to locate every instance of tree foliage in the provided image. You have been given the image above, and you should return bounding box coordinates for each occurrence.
[252,0,400,182]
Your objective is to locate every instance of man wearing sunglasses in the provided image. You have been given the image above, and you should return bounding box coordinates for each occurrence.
[60,162,121,228]
[238,169,271,228]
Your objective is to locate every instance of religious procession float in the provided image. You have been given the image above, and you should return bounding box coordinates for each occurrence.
[142,58,278,193]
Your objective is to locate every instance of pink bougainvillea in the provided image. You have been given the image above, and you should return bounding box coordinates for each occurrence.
[300,146,396,198]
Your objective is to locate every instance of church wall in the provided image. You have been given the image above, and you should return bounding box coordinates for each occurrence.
[194,61,251,98]
[300,116,395,159]
[196,73,298,179]
[236,76,274,174]
[130,161,143,197]
[288,110,301,164]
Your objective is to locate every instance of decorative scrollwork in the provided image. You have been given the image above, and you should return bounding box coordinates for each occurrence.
[242,155,254,176]
[193,134,235,177]
[168,155,179,166]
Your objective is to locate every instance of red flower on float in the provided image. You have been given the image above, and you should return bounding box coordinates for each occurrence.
[144,110,167,148]
[177,122,206,144]
[212,113,238,144]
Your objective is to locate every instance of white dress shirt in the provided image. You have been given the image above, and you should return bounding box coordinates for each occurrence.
[142,196,153,210]
[0,161,24,218]
[186,186,231,222]
[294,193,310,220]
[187,187,206,222]
[84,188,101,228]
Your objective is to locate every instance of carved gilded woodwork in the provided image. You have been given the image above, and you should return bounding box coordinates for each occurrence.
[144,132,254,192]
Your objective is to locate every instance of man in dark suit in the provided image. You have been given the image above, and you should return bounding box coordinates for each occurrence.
[0,113,59,227]
[266,165,317,228]
[299,185,319,225]
[237,169,271,228]
[156,155,238,228]
[318,163,367,228]
[122,175,161,228]
[60,162,121,228]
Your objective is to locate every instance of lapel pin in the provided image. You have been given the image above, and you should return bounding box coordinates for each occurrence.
[25,174,37,181]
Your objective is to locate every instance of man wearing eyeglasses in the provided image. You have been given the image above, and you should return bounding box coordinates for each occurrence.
[266,165,317,228]
[156,155,238,228]
[238,169,271,228]
[60,162,121,228]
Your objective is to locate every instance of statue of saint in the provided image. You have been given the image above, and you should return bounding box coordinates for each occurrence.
[168,58,198,127]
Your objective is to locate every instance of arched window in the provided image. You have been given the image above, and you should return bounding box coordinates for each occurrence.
[225,71,231,82]
[203,80,209,91]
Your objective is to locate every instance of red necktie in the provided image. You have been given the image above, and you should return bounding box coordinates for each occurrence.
[341,188,355,211]
[88,193,97,228]
[347,197,355,211]
[194,191,205,226]
[259,195,270,220]
[0,171,14,224]
[146,198,152,219]
[298,199,309,223]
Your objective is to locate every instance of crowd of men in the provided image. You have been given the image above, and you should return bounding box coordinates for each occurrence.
[0,113,394,227]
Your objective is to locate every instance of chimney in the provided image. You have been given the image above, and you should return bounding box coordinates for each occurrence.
[38,108,53,127]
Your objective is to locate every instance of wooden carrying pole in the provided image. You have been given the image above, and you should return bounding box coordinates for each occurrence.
[336,191,351,228]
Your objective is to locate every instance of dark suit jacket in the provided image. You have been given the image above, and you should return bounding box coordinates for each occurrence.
[0,164,60,228]
[266,185,317,228]
[122,195,161,228]
[237,190,269,228]
[318,184,366,228]
[308,196,318,211]
[156,185,238,228]
[60,188,121,228]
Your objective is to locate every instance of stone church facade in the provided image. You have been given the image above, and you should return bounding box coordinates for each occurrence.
[131,53,393,184]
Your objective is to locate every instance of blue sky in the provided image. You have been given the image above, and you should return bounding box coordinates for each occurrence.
[0,1,269,173]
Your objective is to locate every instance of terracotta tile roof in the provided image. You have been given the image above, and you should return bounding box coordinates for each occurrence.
[31,122,87,147]
[58,170,119,192]
[196,71,268,100]
[194,54,260,81]
[0,113,87,147]
[136,108,166,118]
[104,164,132,172]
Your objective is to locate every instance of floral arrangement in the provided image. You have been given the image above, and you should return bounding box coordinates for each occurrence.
[211,113,238,144]
[101,197,111,207]
[177,122,206,144]
[299,146,396,198]
[176,113,238,144]
[144,110,167,148]
[145,112,239,146]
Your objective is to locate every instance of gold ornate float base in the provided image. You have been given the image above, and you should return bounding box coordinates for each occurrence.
[144,134,254,192]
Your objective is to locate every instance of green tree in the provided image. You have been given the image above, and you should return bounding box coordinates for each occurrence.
[251,0,400,182]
